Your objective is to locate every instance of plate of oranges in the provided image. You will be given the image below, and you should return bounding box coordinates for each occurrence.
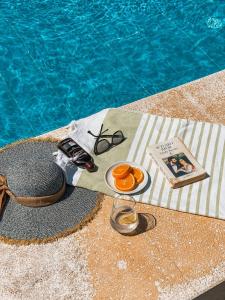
[105,161,149,195]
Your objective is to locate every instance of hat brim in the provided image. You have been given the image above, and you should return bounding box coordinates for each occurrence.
[0,137,101,245]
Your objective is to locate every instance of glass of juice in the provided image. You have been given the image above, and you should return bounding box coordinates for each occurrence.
[110,195,139,234]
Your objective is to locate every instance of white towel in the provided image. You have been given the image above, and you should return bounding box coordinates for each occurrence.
[55,108,109,185]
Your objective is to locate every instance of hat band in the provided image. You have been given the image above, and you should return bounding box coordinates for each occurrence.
[0,175,66,213]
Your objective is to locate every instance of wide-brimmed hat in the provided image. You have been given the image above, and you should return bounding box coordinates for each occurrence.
[0,138,101,245]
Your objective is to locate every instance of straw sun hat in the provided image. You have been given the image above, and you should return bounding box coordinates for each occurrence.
[0,138,101,245]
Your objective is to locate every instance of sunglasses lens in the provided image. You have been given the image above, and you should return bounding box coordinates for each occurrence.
[96,139,110,154]
[112,131,124,145]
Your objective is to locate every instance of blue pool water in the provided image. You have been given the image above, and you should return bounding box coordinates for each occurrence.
[0,1,225,146]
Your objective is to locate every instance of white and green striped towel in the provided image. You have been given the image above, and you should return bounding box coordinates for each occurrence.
[57,108,225,220]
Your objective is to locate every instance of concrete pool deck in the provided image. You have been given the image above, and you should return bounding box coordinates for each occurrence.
[1,70,225,299]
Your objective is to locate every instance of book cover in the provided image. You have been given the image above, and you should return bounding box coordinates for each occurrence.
[147,137,208,188]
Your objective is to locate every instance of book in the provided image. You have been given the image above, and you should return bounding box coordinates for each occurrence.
[147,137,208,188]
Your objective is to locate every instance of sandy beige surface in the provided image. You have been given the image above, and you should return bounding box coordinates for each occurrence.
[0,70,225,300]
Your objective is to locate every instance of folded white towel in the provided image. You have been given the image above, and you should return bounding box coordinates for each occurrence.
[55,108,109,185]
[69,108,109,153]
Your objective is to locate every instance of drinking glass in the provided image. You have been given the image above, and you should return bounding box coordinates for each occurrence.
[110,195,139,234]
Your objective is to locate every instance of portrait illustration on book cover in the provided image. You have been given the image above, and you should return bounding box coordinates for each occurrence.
[163,152,196,178]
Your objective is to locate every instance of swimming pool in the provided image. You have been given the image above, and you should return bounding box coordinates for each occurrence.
[0,0,224,146]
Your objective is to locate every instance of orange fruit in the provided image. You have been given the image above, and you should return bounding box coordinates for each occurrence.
[115,173,136,192]
[112,164,131,179]
[132,167,144,184]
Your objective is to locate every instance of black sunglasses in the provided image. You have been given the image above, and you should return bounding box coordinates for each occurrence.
[88,124,125,155]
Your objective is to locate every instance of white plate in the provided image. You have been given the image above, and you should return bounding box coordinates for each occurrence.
[105,161,149,195]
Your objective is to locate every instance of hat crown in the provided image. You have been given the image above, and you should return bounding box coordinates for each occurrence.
[6,160,64,197]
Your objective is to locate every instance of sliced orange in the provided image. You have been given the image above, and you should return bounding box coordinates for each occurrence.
[112,164,131,179]
[115,173,136,192]
[132,167,144,184]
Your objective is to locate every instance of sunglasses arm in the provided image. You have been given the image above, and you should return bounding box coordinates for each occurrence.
[87,131,98,137]
[87,128,109,138]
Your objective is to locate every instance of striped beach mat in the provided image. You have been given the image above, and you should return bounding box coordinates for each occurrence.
[57,109,225,220]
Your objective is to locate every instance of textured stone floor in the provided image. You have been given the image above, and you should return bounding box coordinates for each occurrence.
[1,70,225,299]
